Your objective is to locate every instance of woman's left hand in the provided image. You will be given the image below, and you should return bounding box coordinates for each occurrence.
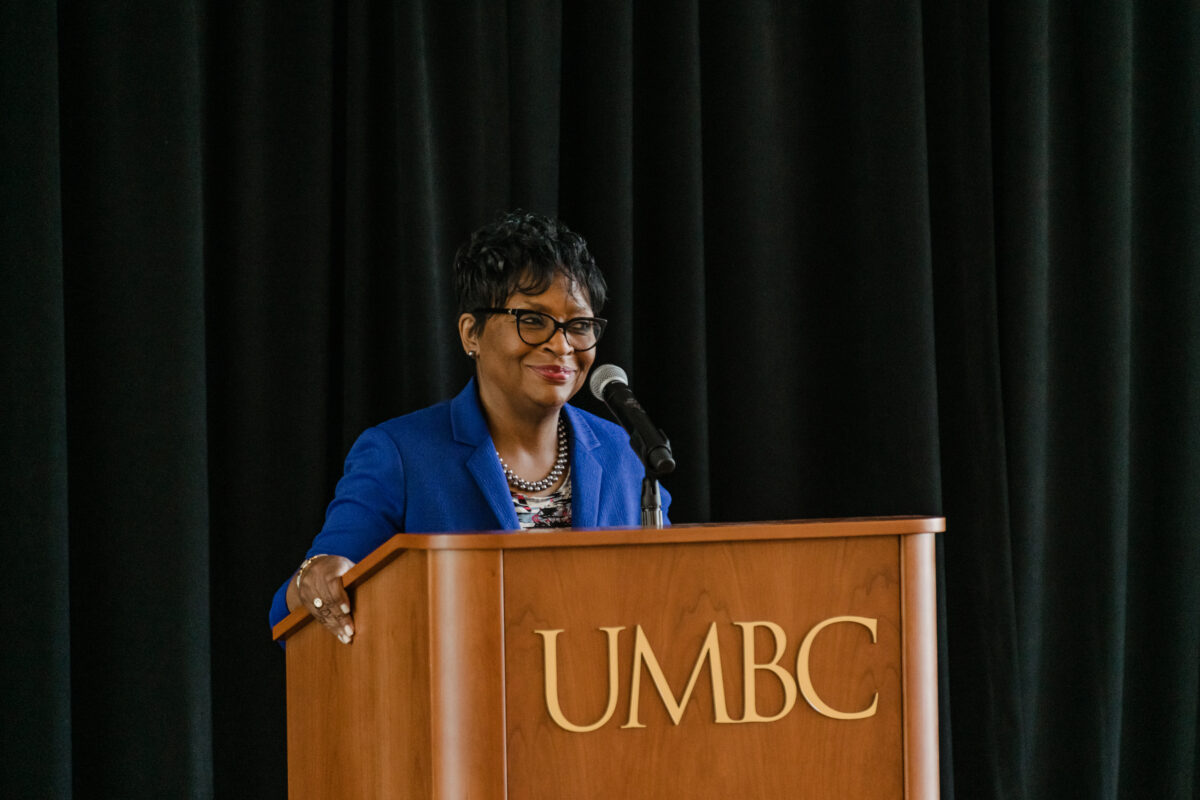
[285,554,356,644]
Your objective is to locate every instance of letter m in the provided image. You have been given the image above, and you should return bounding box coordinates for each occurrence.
[622,622,733,728]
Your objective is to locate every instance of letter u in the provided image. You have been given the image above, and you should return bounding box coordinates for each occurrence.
[536,627,625,733]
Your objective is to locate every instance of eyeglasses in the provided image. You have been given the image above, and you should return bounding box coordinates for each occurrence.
[474,307,608,351]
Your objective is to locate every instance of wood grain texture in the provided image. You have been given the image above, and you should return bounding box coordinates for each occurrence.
[503,536,905,799]
[427,550,507,799]
[284,549,433,799]
[272,517,946,641]
[902,533,940,799]
[277,518,943,799]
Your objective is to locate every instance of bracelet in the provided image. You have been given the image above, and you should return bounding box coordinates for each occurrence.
[295,554,331,592]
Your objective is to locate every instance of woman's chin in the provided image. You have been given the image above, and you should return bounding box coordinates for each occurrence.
[526,381,578,408]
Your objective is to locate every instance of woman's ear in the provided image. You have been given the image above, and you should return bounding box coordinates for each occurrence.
[457,313,480,357]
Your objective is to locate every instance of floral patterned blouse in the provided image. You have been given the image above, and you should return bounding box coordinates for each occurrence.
[511,471,572,529]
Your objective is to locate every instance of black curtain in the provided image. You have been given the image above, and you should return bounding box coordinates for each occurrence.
[4,2,1198,798]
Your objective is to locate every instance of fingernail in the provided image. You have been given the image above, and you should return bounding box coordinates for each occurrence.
[313,597,324,609]
[338,633,350,644]
[343,624,354,636]
[340,603,350,614]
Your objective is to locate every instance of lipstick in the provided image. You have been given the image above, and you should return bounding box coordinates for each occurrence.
[530,365,575,383]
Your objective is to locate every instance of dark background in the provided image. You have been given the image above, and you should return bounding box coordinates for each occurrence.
[4,2,1198,798]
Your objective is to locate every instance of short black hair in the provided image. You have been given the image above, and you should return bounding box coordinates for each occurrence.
[455,210,607,335]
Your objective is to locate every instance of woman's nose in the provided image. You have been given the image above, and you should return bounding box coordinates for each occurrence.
[543,328,574,353]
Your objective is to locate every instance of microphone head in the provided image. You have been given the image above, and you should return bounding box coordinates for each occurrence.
[589,363,629,401]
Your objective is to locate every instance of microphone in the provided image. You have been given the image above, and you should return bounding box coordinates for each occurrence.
[589,364,676,476]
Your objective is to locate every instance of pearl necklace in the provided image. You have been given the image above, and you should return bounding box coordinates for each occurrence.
[497,417,569,492]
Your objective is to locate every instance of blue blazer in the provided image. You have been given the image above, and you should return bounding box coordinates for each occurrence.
[270,379,670,628]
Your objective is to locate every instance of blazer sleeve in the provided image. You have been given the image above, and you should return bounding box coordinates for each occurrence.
[268,427,407,629]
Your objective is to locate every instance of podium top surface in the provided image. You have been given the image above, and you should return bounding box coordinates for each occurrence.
[386,515,943,551]
[272,516,943,641]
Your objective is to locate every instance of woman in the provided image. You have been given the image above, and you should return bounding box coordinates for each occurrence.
[269,211,670,641]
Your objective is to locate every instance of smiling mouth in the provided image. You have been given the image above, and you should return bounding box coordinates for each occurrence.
[531,365,575,381]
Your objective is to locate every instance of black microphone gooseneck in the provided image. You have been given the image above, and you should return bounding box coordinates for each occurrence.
[589,364,674,528]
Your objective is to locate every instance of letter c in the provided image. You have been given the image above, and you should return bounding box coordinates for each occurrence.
[795,616,879,720]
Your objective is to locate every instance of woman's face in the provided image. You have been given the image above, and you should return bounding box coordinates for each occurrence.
[459,272,597,422]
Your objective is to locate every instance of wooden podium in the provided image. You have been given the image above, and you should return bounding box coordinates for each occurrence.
[273,516,944,799]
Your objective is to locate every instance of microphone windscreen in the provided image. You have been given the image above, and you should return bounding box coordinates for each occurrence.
[589,363,629,401]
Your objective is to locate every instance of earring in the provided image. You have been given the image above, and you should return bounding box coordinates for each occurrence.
[467,350,478,360]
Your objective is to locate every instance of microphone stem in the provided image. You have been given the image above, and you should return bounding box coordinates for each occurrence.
[640,475,664,529]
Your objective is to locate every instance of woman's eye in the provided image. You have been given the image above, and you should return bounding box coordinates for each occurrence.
[519,313,550,329]
[566,321,595,336]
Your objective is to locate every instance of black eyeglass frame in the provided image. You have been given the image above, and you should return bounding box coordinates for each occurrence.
[473,307,608,351]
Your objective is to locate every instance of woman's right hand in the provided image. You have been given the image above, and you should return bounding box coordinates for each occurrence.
[285,554,357,644]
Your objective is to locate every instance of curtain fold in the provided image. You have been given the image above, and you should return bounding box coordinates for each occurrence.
[2,3,72,797]
[2,2,1197,797]
[922,2,1014,795]
[204,5,342,794]
[1119,5,1200,797]
[632,0,712,519]
[55,3,213,796]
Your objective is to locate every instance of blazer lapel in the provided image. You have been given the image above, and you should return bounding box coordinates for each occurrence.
[452,380,520,530]
[566,405,602,528]
[467,445,520,529]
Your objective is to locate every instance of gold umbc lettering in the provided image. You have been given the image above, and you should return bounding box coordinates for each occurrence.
[536,616,880,732]
[734,621,798,723]
[623,623,734,728]
[796,616,879,720]
[536,627,624,732]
